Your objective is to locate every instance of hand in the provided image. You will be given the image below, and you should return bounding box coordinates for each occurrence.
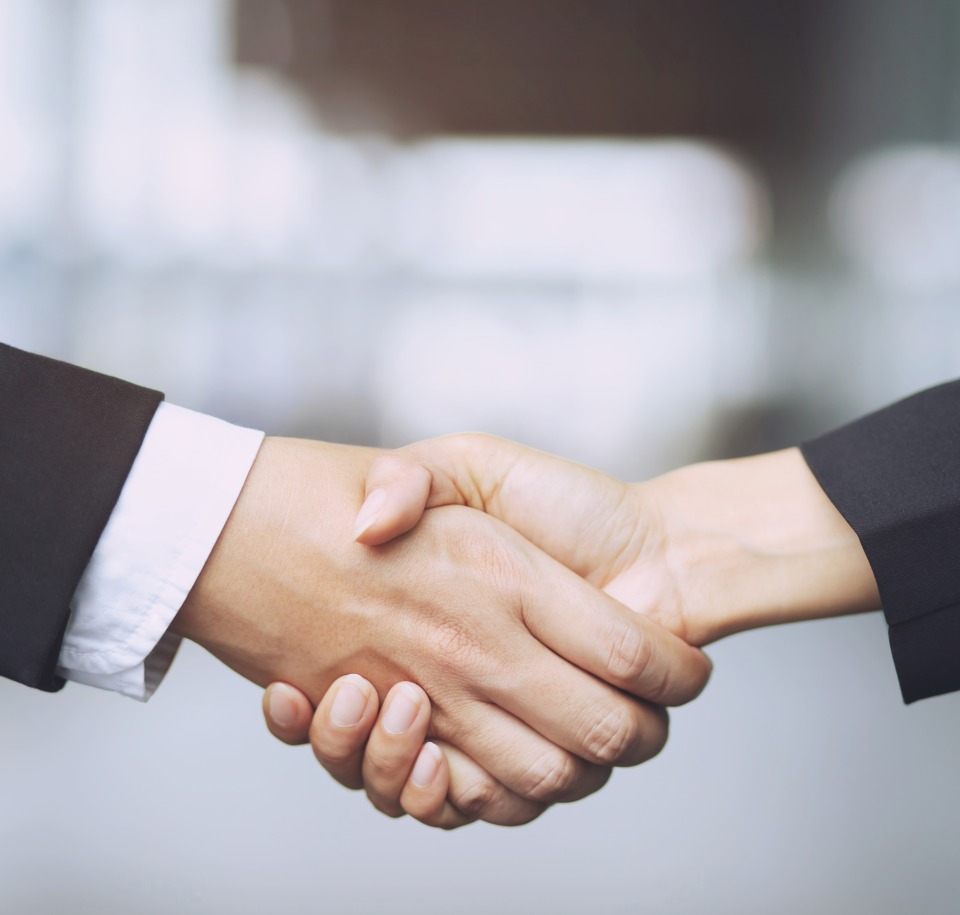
[174,437,712,809]
[262,435,882,825]
[348,434,882,646]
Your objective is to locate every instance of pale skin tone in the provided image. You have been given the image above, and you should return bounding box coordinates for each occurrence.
[174,436,711,819]
[262,434,881,829]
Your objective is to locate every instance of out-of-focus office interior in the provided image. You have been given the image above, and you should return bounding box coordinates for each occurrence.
[1,2,958,913]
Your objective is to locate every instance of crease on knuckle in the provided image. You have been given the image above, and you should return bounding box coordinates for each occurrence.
[580,705,638,766]
[464,526,523,601]
[309,728,355,768]
[518,749,578,803]
[363,746,402,781]
[427,617,485,673]
[606,620,654,685]
[450,775,501,819]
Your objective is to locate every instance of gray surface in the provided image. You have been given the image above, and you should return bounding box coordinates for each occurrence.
[1,618,957,915]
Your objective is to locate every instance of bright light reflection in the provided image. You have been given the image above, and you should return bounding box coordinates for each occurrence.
[830,144,960,290]
[388,140,768,281]
[0,0,56,241]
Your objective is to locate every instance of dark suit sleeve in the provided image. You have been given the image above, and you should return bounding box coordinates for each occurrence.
[0,343,163,691]
[800,381,960,703]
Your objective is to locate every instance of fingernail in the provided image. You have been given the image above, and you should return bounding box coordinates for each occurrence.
[411,742,442,788]
[330,676,370,728]
[381,683,421,735]
[353,488,388,540]
[268,684,299,729]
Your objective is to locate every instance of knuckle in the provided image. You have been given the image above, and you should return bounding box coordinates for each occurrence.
[467,527,523,596]
[606,621,654,685]
[373,451,415,478]
[645,660,674,706]
[517,749,579,803]
[449,775,502,819]
[309,742,363,790]
[455,431,495,450]
[439,511,527,612]
[367,794,405,819]
[580,705,640,765]
[363,746,401,781]
[309,728,355,768]
[509,803,548,827]
[426,618,485,672]
[426,805,474,831]
[404,796,457,828]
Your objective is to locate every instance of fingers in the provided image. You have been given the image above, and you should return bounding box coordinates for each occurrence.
[271,671,614,827]
[308,674,380,790]
[475,647,674,771]
[302,676,463,826]
[435,530,704,771]
[438,742,551,827]
[262,682,315,745]
[431,694,616,802]
[306,679,551,829]
[359,682,434,817]
[516,550,713,708]
[396,742,471,829]
[393,740,550,829]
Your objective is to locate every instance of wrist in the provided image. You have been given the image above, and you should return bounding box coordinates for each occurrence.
[645,447,881,644]
[170,436,289,680]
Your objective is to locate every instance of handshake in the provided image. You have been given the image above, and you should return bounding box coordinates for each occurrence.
[173,433,881,829]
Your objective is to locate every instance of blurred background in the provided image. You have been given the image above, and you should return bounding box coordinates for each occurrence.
[1,1,958,912]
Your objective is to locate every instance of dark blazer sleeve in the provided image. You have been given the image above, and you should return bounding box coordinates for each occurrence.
[0,343,163,691]
[800,381,960,703]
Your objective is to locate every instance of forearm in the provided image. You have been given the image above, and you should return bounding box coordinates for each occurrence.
[644,447,881,645]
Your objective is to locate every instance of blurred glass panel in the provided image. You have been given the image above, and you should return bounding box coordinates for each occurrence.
[831,144,960,291]
[388,140,768,282]
[0,0,58,242]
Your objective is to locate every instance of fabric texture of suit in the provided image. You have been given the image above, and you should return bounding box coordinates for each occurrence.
[0,343,162,691]
[801,381,960,703]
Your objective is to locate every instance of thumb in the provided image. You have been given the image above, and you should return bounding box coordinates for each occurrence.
[353,453,435,545]
[354,433,557,547]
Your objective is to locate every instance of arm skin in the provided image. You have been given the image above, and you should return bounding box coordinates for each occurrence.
[263,435,881,827]
[173,436,711,813]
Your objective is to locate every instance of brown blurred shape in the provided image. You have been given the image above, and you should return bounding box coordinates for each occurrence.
[234,0,824,141]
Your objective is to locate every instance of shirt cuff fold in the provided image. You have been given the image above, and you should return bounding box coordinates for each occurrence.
[57,402,264,700]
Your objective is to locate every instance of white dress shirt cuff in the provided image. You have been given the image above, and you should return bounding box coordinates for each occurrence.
[57,402,264,700]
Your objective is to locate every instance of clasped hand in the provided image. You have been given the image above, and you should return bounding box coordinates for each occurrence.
[255,433,879,828]
[172,437,713,829]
